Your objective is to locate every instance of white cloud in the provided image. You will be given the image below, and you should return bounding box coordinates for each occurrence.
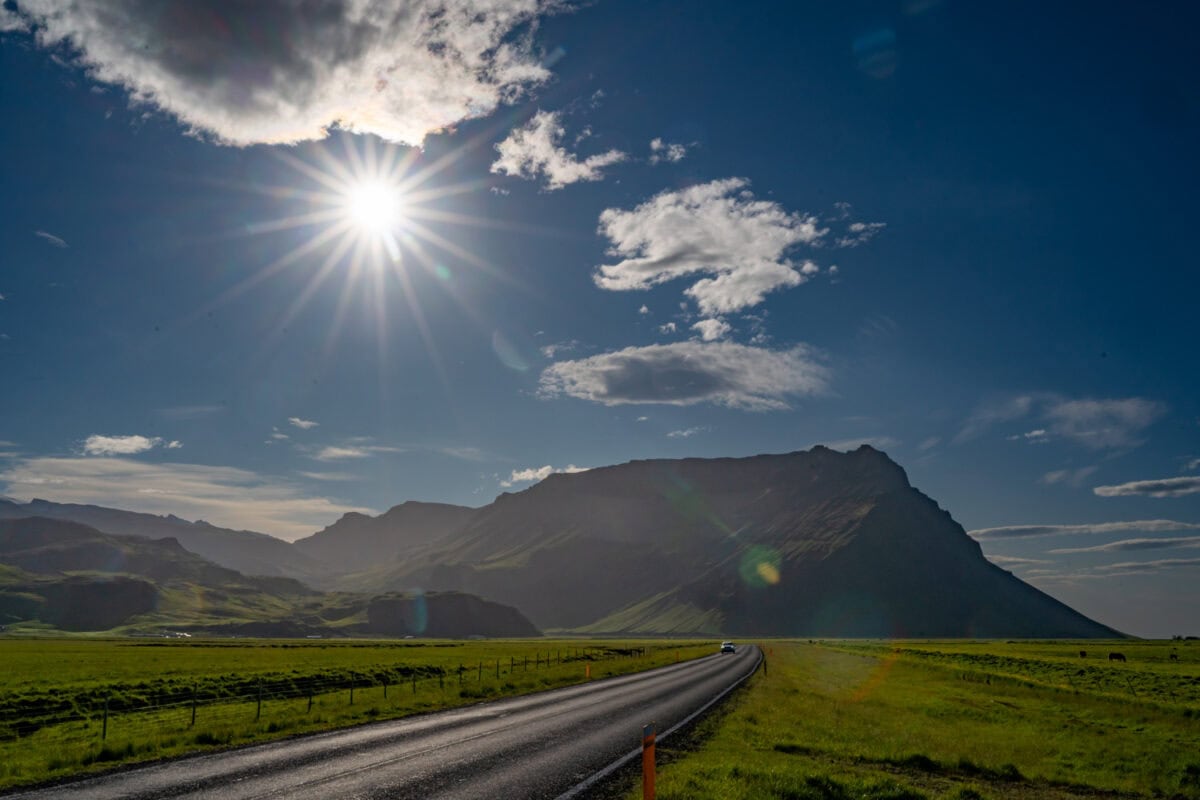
[270,428,290,441]
[35,230,68,248]
[636,416,649,422]
[1008,428,1048,442]
[593,178,828,315]
[1,6,27,31]
[82,434,176,456]
[9,0,558,147]
[658,322,677,334]
[540,340,580,359]
[1187,458,1200,471]
[297,471,357,482]
[500,463,589,487]
[691,318,731,341]
[667,427,706,439]
[1043,398,1165,450]
[986,555,1051,567]
[1049,536,1200,555]
[969,519,1200,540]
[288,416,319,430]
[955,394,1164,450]
[1093,476,1200,498]
[1040,466,1098,487]
[540,341,829,411]
[1095,557,1200,574]
[638,304,650,315]
[311,443,405,461]
[917,436,941,452]
[834,220,886,248]
[0,456,371,540]
[491,110,627,190]
[817,436,901,452]
[648,137,689,164]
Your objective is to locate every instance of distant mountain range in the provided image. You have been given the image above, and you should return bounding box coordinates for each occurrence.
[0,448,1123,638]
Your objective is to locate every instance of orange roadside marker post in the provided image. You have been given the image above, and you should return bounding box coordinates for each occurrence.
[585,662,591,679]
[642,722,656,799]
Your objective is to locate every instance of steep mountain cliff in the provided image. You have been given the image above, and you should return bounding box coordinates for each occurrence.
[347,447,1119,637]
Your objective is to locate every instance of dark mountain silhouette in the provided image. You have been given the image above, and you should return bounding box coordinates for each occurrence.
[294,501,476,577]
[0,517,539,637]
[330,447,1121,638]
[0,448,1123,637]
[0,498,323,581]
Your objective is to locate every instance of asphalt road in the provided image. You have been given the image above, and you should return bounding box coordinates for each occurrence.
[8,646,761,800]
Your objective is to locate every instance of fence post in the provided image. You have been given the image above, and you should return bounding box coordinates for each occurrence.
[384,677,388,699]
[459,664,464,685]
[511,656,514,672]
[102,697,109,740]
[307,692,313,713]
[191,686,197,727]
[350,678,354,706]
[642,722,656,799]
[496,660,500,679]
[412,674,416,695]
[257,680,263,720]
[478,661,482,682]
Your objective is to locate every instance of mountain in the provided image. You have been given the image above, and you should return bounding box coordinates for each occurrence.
[0,499,323,582]
[0,517,541,638]
[0,448,1122,638]
[340,447,1120,638]
[293,501,476,578]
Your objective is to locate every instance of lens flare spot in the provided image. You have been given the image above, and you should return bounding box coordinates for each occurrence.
[434,264,452,281]
[756,561,781,585]
[345,180,404,234]
[491,329,532,372]
[739,545,782,588]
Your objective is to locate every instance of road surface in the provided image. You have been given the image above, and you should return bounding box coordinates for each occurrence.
[7,646,760,799]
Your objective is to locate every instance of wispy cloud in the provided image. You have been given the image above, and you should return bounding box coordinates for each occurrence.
[986,555,1051,567]
[1040,466,1098,487]
[1094,476,1200,498]
[955,394,1165,450]
[917,436,941,452]
[35,230,68,248]
[648,137,689,164]
[1049,535,1200,555]
[288,416,319,430]
[491,110,627,190]
[834,221,886,248]
[540,341,829,411]
[969,519,1200,540]
[667,426,707,439]
[82,434,181,456]
[7,1,559,147]
[0,456,371,540]
[500,464,589,487]
[296,471,356,482]
[593,178,829,316]
[1095,557,1200,575]
[309,442,405,461]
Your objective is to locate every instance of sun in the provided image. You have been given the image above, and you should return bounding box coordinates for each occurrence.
[345,180,405,235]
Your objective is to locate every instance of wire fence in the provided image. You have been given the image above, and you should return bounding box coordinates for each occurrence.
[0,645,658,748]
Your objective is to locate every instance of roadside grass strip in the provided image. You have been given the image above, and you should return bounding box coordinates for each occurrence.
[632,641,1200,800]
[0,638,712,790]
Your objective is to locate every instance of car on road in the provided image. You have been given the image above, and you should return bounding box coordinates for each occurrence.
[720,641,736,653]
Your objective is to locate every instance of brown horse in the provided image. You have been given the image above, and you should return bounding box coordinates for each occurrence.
[1079,650,1087,658]
[1170,652,1179,661]
[1108,652,1126,662]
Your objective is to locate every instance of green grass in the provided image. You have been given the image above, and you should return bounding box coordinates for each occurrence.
[0,637,712,790]
[633,640,1200,800]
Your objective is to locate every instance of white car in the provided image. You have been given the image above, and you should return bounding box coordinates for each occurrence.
[720,641,736,653]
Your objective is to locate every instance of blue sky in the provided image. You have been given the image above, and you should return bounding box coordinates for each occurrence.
[1,1,1198,637]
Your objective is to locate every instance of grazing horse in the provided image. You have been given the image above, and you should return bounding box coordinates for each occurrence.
[1108,652,1127,662]
[1170,652,1179,661]
[1079,650,1087,658]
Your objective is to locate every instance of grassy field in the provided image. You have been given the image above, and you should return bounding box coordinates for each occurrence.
[632,640,1200,800]
[0,637,713,790]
